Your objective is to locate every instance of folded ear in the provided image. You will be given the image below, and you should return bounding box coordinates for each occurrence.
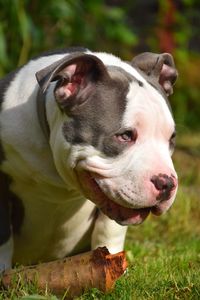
[36,52,110,110]
[131,52,178,96]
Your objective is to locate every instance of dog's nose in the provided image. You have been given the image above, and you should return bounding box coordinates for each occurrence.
[151,173,177,201]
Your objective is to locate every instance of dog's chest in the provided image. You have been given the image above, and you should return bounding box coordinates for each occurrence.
[1,152,96,264]
[12,185,96,264]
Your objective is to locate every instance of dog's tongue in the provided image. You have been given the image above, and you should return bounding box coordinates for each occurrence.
[100,199,150,226]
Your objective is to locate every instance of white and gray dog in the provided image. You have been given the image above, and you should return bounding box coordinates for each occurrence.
[0,48,178,271]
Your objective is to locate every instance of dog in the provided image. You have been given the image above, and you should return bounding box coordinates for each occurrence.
[0,47,178,271]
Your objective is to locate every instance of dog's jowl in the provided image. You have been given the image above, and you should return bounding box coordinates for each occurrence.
[0,48,178,271]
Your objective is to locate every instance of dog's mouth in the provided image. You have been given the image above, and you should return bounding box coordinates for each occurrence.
[76,171,152,225]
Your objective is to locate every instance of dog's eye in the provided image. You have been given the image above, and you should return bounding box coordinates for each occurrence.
[115,129,138,143]
[169,131,176,150]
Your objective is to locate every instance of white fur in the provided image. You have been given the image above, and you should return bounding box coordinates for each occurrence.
[94,52,146,82]
[123,80,175,136]
[91,212,127,253]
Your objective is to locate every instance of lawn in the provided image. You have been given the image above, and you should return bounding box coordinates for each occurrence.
[1,133,200,300]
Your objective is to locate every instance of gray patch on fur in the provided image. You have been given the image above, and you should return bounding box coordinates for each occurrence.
[62,66,139,157]
[0,168,25,245]
[0,143,25,244]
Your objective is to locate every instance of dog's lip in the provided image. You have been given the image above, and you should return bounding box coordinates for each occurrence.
[76,170,151,225]
[151,205,165,216]
[92,176,151,225]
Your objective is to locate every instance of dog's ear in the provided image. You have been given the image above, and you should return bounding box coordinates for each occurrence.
[36,53,110,110]
[131,52,178,96]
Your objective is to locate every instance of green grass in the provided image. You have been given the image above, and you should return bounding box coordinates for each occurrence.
[1,134,200,300]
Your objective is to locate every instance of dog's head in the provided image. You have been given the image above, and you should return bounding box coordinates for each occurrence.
[36,51,178,225]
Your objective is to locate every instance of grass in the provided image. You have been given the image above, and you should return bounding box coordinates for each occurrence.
[1,133,200,299]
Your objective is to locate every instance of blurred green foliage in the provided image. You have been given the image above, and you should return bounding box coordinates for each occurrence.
[0,0,137,73]
[0,0,199,130]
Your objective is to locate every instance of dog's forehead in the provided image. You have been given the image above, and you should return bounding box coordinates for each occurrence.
[94,51,146,82]
[105,62,174,132]
[106,65,140,84]
[122,79,175,136]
